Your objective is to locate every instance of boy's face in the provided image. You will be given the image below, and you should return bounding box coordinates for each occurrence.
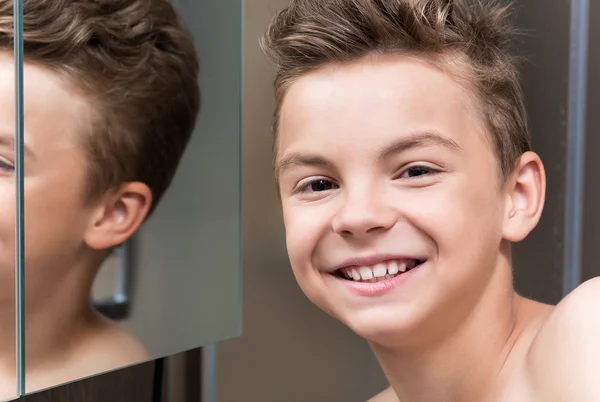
[276,55,514,344]
[0,52,98,306]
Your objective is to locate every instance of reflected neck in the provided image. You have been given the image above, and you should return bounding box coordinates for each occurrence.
[0,246,104,395]
[0,297,17,400]
[24,261,98,371]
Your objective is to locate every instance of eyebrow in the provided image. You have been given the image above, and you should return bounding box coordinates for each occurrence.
[0,133,35,160]
[276,131,460,177]
[276,154,332,178]
[378,131,461,161]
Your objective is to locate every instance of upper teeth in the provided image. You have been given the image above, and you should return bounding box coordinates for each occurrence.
[340,259,418,280]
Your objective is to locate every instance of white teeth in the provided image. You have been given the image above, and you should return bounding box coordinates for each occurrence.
[338,259,423,281]
[358,266,373,280]
[373,263,387,278]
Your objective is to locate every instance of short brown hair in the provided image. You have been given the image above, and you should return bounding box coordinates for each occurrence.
[261,0,531,181]
[0,0,200,212]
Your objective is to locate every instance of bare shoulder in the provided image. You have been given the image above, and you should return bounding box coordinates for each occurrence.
[26,317,150,393]
[366,386,398,402]
[80,318,150,369]
[59,314,151,383]
[525,277,600,401]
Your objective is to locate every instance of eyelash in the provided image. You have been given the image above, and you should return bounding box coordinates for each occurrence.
[295,165,439,194]
[296,178,339,194]
[0,159,14,172]
[396,165,439,180]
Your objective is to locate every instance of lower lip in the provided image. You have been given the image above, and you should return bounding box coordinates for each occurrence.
[336,265,422,296]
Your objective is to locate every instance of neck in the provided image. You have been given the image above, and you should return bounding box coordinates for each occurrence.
[0,295,16,399]
[25,259,101,374]
[0,251,102,381]
[370,254,528,402]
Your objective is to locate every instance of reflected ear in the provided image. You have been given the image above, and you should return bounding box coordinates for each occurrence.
[84,182,153,250]
[503,151,546,242]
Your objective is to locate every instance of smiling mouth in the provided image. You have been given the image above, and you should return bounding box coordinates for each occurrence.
[333,259,425,283]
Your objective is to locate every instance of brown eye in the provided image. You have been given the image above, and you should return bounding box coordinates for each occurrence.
[408,167,431,177]
[297,178,339,194]
[310,179,336,192]
[400,166,437,179]
[0,159,14,172]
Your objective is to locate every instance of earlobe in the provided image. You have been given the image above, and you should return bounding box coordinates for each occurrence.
[503,152,546,242]
[84,182,153,250]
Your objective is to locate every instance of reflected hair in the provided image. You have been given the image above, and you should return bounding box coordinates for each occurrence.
[0,0,200,213]
[261,0,531,181]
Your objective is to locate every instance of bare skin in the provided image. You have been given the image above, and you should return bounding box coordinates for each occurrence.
[24,311,149,393]
[275,53,600,402]
[0,52,151,396]
[368,296,551,402]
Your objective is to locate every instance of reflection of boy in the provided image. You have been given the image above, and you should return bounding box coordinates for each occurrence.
[0,0,199,395]
[263,1,599,401]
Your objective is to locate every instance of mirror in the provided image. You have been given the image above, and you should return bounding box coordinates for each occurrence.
[0,0,21,400]
[18,0,241,394]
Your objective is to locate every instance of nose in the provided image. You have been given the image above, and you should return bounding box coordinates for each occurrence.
[331,188,397,238]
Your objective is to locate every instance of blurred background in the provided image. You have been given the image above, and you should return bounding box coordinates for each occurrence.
[19,0,599,401]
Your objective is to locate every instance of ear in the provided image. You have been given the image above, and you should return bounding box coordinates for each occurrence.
[502,151,546,242]
[84,182,153,250]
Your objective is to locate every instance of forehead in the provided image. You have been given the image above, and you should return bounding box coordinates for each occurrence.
[277,54,487,160]
[0,51,94,151]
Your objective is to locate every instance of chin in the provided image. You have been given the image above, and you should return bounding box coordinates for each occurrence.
[335,304,427,348]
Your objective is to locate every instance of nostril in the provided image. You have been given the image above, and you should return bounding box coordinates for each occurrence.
[338,225,389,237]
[365,225,389,234]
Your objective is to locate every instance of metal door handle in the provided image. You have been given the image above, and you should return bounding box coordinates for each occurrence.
[93,238,136,321]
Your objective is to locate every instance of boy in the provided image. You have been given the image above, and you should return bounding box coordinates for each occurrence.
[0,0,199,395]
[262,0,599,401]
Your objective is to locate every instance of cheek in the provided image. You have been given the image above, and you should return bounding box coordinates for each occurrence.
[283,212,334,313]
[282,202,329,274]
[0,182,15,226]
[22,175,89,253]
[0,184,16,288]
[0,187,16,240]
[283,207,310,267]
[408,180,504,257]
[0,182,15,238]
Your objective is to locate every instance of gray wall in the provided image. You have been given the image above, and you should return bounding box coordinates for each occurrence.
[582,0,600,282]
[212,1,388,401]
[512,0,599,299]
[511,0,571,303]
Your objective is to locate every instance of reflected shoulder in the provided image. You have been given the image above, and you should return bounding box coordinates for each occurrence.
[25,318,150,393]
[72,313,150,371]
[366,386,399,402]
[85,321,150,366]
